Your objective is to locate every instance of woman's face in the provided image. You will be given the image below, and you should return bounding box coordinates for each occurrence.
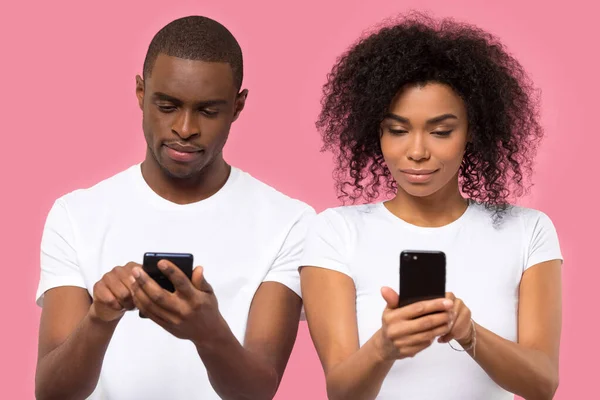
[380,83,469,199]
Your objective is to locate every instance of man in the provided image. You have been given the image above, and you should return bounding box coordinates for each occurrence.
[35,16,314,400]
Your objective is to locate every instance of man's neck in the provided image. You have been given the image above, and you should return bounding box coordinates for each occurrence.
[140,156,231,205]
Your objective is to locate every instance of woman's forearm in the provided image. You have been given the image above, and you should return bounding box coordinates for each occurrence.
[467,323,558,400]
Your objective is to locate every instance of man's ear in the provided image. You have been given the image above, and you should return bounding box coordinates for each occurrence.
[232,89,248,122]
[135,75,145,111]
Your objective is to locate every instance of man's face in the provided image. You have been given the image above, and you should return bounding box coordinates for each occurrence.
[136,54,247,179]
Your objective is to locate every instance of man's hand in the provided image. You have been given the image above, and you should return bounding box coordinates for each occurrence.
[130,260,225,346]
[89,262,139,323]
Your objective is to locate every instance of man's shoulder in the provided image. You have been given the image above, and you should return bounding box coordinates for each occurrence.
[56,165,139,211]
[233,168,315,217]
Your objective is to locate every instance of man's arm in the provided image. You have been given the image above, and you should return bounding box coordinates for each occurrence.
[199,282,302,400]
[131,263,302,400]
[36,265,139,400]
[131,207,313,399]
[35,287,113,400]
[190,208,310,399]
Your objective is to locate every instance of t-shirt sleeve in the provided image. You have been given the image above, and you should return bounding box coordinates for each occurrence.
[525,211,563,271]
[36,198,86,307]
[262,207,316,298]
[299,208,353,279]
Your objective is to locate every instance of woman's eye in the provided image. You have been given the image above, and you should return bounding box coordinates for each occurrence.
[388,128,408,135]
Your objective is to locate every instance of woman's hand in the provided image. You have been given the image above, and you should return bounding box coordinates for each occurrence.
[437,292,474,348]
[375,287,455,361]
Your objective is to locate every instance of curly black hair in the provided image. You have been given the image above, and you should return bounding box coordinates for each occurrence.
[317,12,543,219]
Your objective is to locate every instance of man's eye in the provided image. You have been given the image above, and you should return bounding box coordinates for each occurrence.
[157,105,176,113]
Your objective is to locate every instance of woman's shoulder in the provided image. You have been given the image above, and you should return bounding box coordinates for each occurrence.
[316,203,383,226]
[319,203,380,216]
[469,202,556,231]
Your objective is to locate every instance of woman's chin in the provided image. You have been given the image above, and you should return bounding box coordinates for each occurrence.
[397,182,440,198]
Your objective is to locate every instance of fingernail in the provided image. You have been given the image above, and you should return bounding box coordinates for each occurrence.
[443,299,453,307]
[132,268,141,278]
[129,276,136,284]
[157,261,167,270]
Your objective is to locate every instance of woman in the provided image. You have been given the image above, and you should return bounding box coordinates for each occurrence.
[300,13,562,400]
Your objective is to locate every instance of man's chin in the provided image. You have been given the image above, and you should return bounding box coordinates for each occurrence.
[159,161,204,181]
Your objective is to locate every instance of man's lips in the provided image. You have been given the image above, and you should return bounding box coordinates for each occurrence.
[163,143,203,162]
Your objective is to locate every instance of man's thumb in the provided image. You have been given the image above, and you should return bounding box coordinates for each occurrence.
[192,266,213,293]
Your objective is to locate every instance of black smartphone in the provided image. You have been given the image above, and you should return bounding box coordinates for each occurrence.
[398,250,446,308]
[142,252,194,293]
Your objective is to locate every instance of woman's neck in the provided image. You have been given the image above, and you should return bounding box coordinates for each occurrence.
[384,176,468,227]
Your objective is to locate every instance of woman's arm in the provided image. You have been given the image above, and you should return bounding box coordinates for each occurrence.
[443,260,562,400]
[301,266,454,400]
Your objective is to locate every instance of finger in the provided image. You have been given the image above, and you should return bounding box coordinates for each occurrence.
[103,272,135,310]
[121,263,141,289]
[446,293,464,322]
[381,287,399,309]
[191,266,213,293]
[440,298,459,334]
[131,267,180,314]
[94,281,123,311]
[398,298,453,320]
[439,306,470,343]
[395,342,432,359]
[450,299,462,326]
[124,261,143,271]
[115,266,137,293]
[394,336,433,350]
[397,322,453,347]
[387,310,452,339]
[142,310,176,331]
[158,260,196,298]
[130,276,180,325]
[454,305,472,341]
[438,333,452,343]
[133,299,174,326]
[109,282,136,310]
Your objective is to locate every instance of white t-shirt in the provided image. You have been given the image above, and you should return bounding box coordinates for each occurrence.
[300,201,562,400]
[36,164,315,400]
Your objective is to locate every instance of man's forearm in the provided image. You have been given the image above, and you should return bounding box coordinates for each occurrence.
[195,320,279,400]
[35,313,119,400]
[324,330,395,400]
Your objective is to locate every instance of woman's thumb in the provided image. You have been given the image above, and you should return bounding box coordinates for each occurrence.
[381,287,399,309]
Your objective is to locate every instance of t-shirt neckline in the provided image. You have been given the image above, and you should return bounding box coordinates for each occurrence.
[130,163,241,210]
[377,199,474,233]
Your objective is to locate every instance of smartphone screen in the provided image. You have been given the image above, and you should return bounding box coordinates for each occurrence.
[399,250,446,308]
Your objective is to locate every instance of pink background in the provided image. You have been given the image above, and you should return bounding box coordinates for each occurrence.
[0,0,597,398]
